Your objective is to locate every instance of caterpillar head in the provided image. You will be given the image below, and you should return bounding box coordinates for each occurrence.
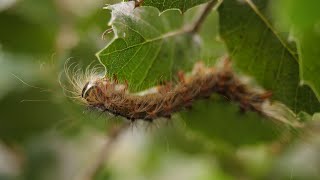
[60,59,106,105]
[81,80,99,103]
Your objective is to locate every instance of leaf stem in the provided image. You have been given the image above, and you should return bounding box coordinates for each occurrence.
[190,0,220,34]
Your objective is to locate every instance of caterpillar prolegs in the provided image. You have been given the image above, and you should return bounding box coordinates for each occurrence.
[63,57,296,124]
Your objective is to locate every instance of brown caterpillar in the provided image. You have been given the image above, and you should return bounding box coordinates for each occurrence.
[62,57,281,123]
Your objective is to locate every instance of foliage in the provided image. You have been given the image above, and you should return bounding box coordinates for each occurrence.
[275,0,320,102]
[97,2,200,91]
[0,0,320,180]
[219,0,320,113]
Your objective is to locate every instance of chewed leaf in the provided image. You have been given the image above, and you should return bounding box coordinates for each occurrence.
[296,31,320,102]
[275,0,320,102]
[139,0,211,13]
[97,2,200,91]
[218,0,320,114]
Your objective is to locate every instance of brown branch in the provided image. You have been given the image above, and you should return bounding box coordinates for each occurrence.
[190,0,220,34]
[82,123,130,180]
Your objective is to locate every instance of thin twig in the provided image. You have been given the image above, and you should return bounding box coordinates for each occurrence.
[190,0,220,34]
[82,123,130,180]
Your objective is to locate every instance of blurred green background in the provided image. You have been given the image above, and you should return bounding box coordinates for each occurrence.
[0,0,320,180]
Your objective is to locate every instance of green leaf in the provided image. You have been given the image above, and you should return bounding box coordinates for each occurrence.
[198,9,226,63]
[275,0,320,102]
[181,98,280,146]
[275,0,320,31]
[218,0,320,114]
[296,30,320,103]
[139,0,211,13]
[97,2,200,91]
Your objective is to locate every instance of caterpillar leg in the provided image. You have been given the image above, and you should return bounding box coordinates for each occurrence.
[177,71,185,83]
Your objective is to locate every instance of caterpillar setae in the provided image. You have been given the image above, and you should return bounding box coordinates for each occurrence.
[61,57,301,126]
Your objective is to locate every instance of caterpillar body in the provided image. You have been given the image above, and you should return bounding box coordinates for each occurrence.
[68,58,273,122]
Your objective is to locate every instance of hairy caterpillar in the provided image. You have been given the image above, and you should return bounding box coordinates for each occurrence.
[61,57,297,124]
